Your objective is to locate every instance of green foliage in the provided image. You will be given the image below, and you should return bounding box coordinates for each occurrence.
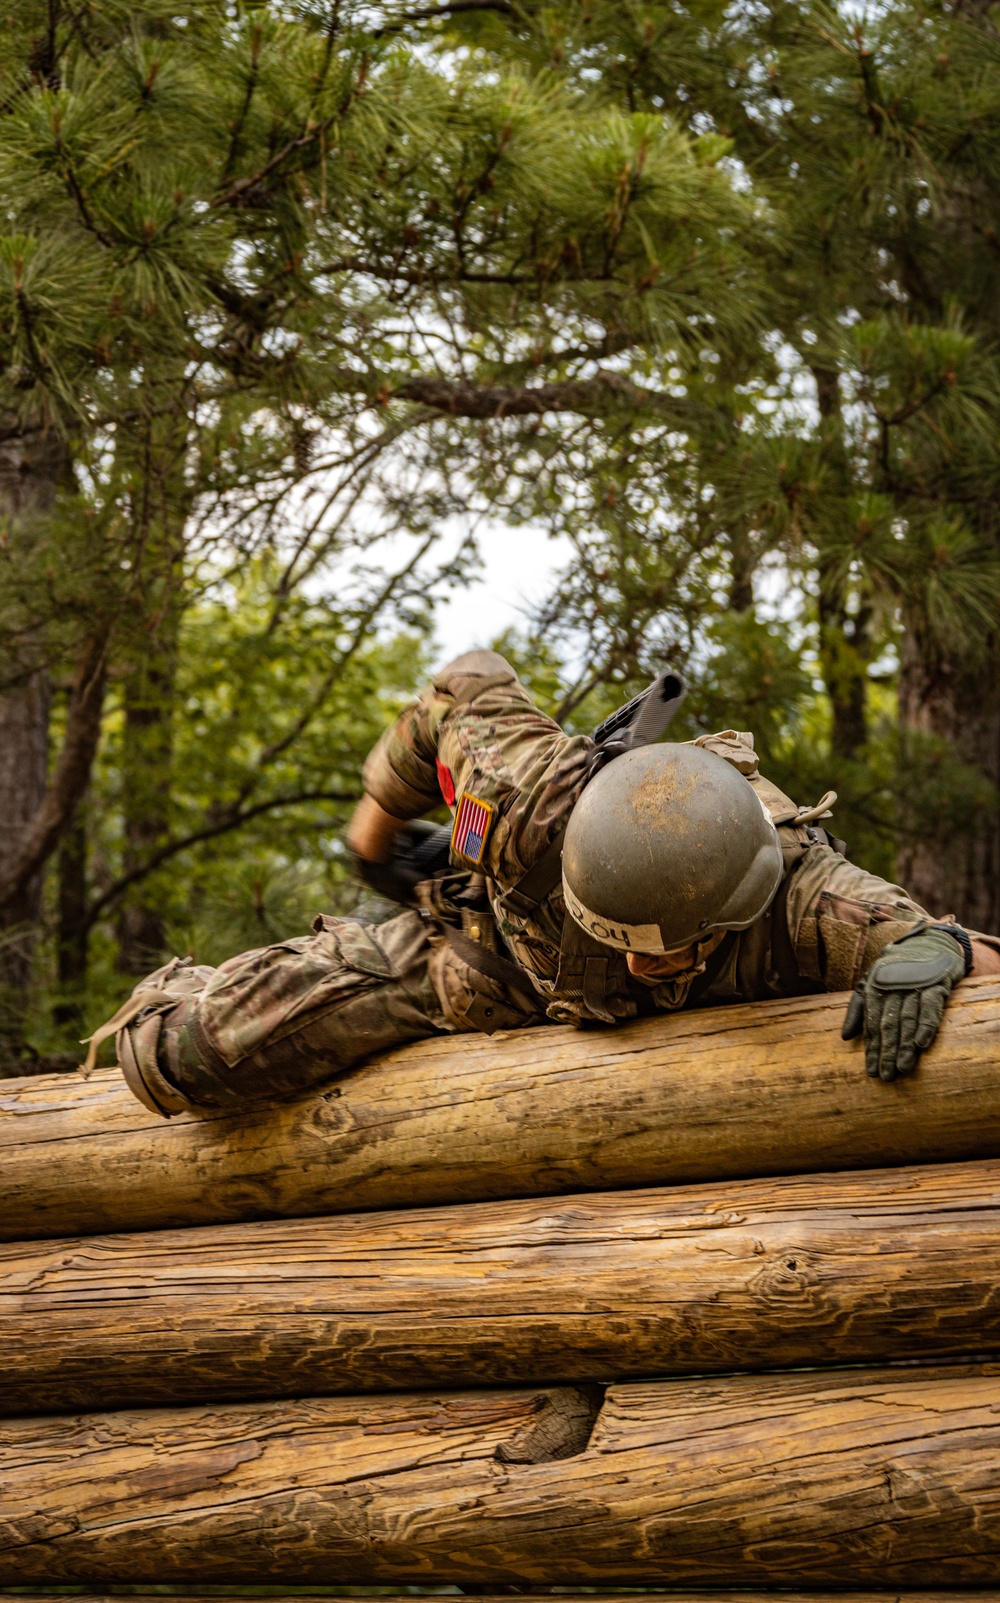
[7,0,1000,1063]
[690,611,814,761]
[99,572,434,958]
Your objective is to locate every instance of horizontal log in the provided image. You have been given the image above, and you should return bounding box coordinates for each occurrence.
[7,1598,1000,1603]
[6,1159,1000,1413]
[5,1368,1000,1585]
[3,980,1000,1242]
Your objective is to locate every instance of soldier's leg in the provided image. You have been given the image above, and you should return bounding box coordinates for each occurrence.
[113,910,449,1116]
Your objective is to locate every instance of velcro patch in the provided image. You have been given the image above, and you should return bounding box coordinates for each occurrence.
[451,791,495,866]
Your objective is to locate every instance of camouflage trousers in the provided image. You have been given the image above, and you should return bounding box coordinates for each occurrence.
[98,910,547,1118]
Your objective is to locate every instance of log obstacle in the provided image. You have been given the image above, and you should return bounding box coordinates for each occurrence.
[4,1368,1000,1587]
[4,979,1000,1242]
[4,1158,1000,1414]
[6,984,1000,1590]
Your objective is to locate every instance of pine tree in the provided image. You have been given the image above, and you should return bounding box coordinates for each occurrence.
[1,0,763,1058]
[456,0,1000,917]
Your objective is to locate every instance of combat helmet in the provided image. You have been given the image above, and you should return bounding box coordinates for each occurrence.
[561,742,783,955]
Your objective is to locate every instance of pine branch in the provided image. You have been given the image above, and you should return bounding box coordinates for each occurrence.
[212,47,367,212]
[220,29,263,184]
[553,666,614,723]
[492,333,639,376]
[84,789,360,928]
[322,254,534,285]
[391,369,675,417]
[373,0,515,36]
[232,532,439,804]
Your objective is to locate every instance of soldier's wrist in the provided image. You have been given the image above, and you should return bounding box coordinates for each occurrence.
[347,796,408,863]
[924,923,974,975]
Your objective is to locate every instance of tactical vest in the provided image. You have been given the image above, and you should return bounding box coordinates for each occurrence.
[454,730,842,1026]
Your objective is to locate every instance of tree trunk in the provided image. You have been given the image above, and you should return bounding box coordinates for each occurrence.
[0,427,71,1070]
[4,1366,1000,1586]
[896,626,1000,932]
[3,981,1000,1244]
[818,583,871,760]
[726,520,756,612]
[810,365,871,761]
[53,809,88,1030]
[115,624,178,974]
[0,670,49,1069]
[4,1156,1000,1414]
[114,388,190,977]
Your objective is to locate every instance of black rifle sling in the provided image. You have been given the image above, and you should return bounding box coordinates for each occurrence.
[503,832,566,919]
[501,832,626,1021]
[685,929,739,1005]
[443,925,543,1016]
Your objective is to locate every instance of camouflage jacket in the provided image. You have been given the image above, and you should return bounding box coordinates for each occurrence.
[363,650,935,1023]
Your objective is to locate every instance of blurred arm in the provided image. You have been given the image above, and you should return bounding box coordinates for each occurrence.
[346,795,406,864]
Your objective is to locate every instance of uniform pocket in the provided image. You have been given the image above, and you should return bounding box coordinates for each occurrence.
[311,914,401,977]
[198,920,399,1068]
[799,890,914,992]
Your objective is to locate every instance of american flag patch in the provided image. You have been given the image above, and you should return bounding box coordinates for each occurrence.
[451,791,495,866]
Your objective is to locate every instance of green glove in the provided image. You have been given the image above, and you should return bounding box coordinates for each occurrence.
[842,924,970,1082]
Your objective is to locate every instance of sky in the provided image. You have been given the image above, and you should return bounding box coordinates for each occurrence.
[429,523,573,665]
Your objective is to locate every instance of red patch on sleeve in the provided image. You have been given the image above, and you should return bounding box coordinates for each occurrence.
[436,759,456,807]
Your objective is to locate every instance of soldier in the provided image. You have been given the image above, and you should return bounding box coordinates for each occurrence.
[91,650,1000,1117]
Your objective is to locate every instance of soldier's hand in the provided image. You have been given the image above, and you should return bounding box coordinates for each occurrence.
[355,820,453,906]
[842,926,970,1082]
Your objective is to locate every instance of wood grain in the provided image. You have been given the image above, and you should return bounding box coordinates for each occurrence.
[6,1597,1000,1603]
[4,980,1000,1242]
[5,1159,1000,1413]
[4,1368,1000,1586]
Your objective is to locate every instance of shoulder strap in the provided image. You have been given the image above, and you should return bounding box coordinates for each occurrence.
[503,832,566,919]
[684,929,739,1005]
[767,867,813,991]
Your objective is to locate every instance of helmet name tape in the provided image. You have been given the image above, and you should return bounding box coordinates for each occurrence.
[563,882,665,953]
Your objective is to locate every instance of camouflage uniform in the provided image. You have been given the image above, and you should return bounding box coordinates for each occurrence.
[103,650,946,1117]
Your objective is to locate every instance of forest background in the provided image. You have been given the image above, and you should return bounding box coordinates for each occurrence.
[1,0,998,1073]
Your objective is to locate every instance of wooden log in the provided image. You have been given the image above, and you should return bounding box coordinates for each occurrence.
[4,980,1000,1242]
[5,1368,1000,1586]
[6,1597,1000,1603]
[5,1159,1000,1414]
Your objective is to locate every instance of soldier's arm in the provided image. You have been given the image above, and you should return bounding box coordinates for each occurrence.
[346,795,407,863]
[783,843,998,990]
[781,844,929,993]
[782,841,999,1080]
[357,649,591,887]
